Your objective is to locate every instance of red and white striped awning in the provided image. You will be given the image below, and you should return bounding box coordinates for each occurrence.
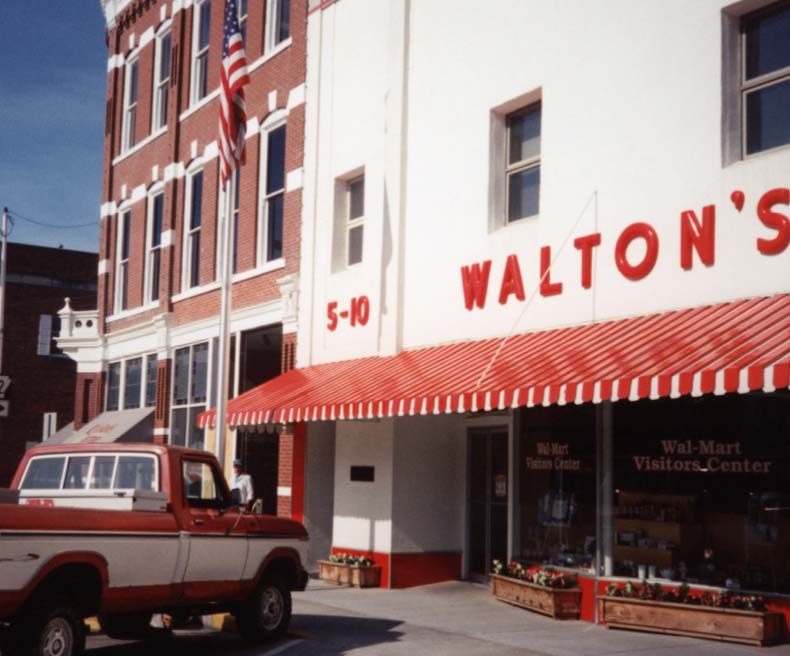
[198,294,790,429]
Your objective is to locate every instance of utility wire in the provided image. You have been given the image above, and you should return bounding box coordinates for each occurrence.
[7,209,99,230]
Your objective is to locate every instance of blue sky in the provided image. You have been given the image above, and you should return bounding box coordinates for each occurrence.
[0,2,106,253]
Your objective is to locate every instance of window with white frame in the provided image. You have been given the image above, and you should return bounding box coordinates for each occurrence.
[741,2,790,156]
[171,342,209,450]
[146,191,164,303]
[346,177,364,266]
[153,29,172,131]
[184,170,204,289]
[145,354,158,407]
[191,0,211,104]
[261,124,286,262]
[122,57,139,151]
[506,103,541,222]
[115,209,132,312]
[238,0,248,45]
[106,356,157,412]
[265,0,290,52]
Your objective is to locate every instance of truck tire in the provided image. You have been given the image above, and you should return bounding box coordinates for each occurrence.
[98,612,155,640]
[10,600,86,656]
[236,576,292,643]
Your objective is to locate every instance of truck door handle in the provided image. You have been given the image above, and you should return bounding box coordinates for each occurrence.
[193,518,204,526]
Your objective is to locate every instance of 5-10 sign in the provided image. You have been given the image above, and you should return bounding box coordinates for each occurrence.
[327,296,370,331]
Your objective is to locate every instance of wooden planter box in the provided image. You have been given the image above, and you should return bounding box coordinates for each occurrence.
[318,560,381,588]
[491,574,581,619]
[599,596,785,646]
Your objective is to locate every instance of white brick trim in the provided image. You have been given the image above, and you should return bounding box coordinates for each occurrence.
[98,259,110,275]
[287,83,305,110]
[286,168,303,192]
[161,229,176,248]
[277,486,292,497]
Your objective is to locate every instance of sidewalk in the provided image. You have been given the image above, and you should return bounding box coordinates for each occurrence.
[293,579,790,656]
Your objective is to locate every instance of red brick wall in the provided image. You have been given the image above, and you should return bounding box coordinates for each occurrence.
[74,371,105,431]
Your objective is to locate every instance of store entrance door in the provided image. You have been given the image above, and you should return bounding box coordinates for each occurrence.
[468,429,509,580]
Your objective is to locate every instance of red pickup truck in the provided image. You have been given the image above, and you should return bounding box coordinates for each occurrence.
[0,443,309,656]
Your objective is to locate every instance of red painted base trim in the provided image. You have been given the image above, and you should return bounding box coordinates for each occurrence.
[330,547,389,588]
[390,552,461,589]
[577,574,596,622]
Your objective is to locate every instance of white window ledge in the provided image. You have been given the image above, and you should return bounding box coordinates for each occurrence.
[232,258,285,283]
[106,301,160,323]
[249,38,292,75]
[172,280,221,303]
[112,127,168,167]
[179,87,221,123]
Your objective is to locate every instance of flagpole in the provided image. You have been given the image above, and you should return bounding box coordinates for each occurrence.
[214,172,235,471]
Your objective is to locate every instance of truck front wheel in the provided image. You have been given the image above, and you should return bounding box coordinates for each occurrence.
[236,576,292,643]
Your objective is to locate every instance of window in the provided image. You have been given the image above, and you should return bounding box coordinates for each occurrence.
[153,30,172,131]
[741,3,790,155]
[124,357,142,409]
[37,315,63,356]
[265,0,290,51]
[183,460,229,509]
[184,170,204,289]
[146,191,164,303]
[90,456,116,489]
[346,177,364,266]
[64,456,91,490]
[21,454,158,491]
[115,209,131,312]
[122,58,139,151]
[42,412,57,440]
[171,342,209,450]
[145,354,158,407]
[20,457,65,490]
[506,103,541,222]
[107,362,122,411]
[191,0,211,104]
[238,0,248,45]
[114,455,157,490]
[261,125,286,262]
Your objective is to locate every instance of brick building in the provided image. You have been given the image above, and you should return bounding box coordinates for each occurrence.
[0,243,97,486]
[58,0,307,517]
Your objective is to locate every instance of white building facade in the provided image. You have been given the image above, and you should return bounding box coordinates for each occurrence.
[205,0,790,618]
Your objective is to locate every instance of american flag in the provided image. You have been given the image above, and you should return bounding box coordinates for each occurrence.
[219,0,251,188]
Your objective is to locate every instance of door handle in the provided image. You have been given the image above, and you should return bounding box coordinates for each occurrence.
[193,518,204,526]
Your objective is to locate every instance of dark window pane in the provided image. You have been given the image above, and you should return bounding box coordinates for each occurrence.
[146,354,158,407]
[348,225,363,265]
[199,0,211,49]
[120,261,129,311]
[191,343,209,404]
[746,79,790,154]
[191,172,203,229]
[122,211,131,258]
[129,61,139,103]
[349,178,364,219]
[188,408,205,450]
[190,233,201,288]
[173,348,190,405]
[152,194,163,246]
[150,249,160,301]
[278,0,290,43]
[171,407,188,446]
[115,456,156,490]
[744,5,790,80]
[267,193,283,261]
[21,458,65,490]
[508,165,540,221]
[266,126,286,193]
[64,456,91,490]
[124,357,142,409]
[160,33,171,79]
[233,212,239,274]
[90,456,116,489]
[508,106,541,165]
[107,362,121,411]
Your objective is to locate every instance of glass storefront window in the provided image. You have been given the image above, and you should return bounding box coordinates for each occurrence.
[612,393,790,594]
[518,404,597,573]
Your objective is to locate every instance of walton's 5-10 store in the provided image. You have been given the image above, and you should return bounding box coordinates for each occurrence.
[201,0,790,628]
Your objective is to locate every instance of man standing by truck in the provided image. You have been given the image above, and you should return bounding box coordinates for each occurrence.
[231,458,254,510]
